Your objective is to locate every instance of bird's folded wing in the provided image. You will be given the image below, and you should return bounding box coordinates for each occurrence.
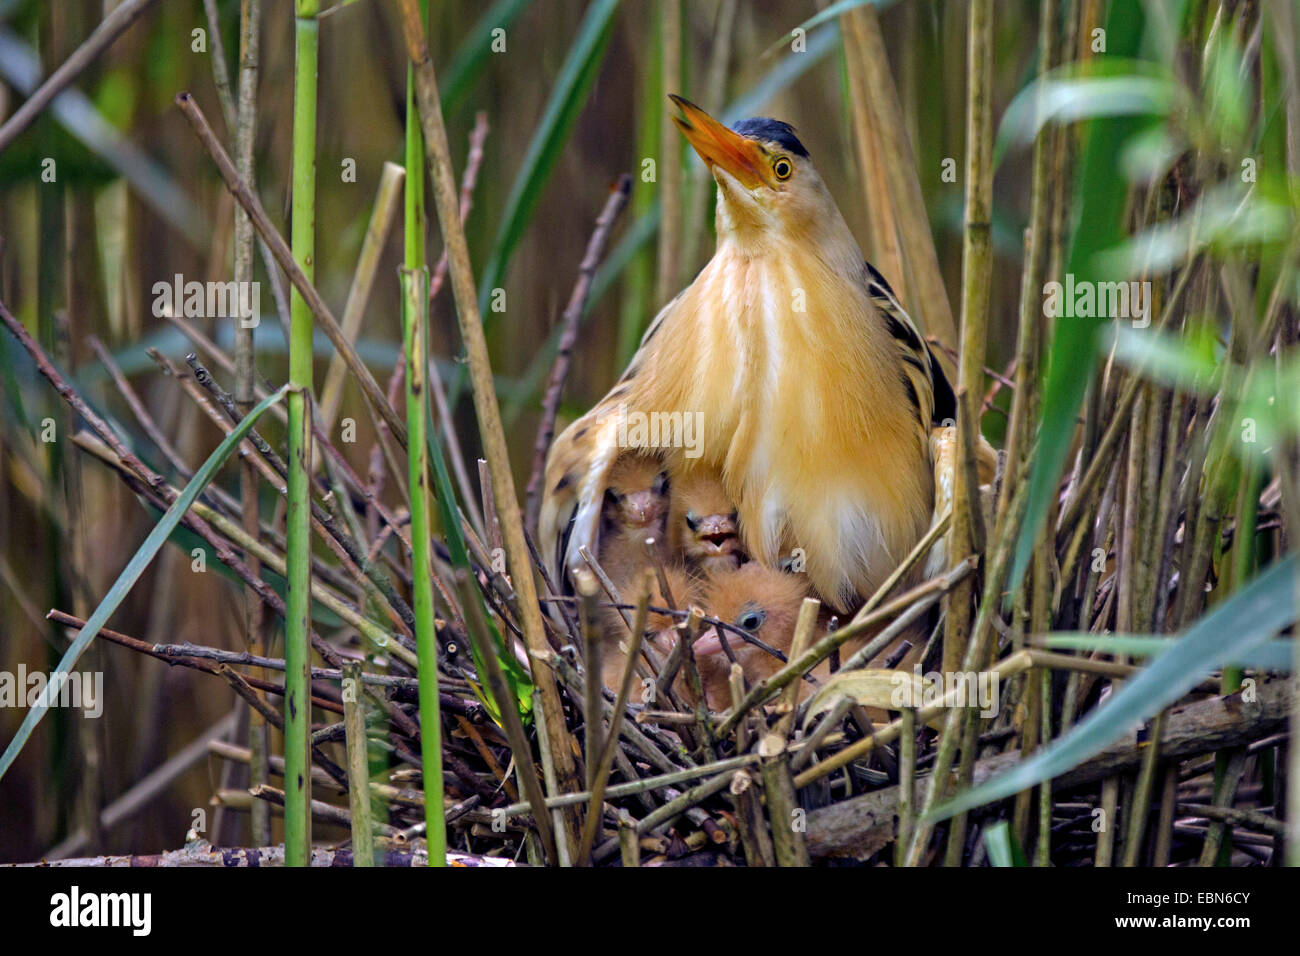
[538,407,624,593]
[538,293,682,594]
[863,260,957,430]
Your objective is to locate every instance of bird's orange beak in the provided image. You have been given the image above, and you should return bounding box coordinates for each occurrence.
[670,94,767,190]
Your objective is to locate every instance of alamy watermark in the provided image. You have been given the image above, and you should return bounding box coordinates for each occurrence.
[50,886,150,936]
[616,402,704,459]
[891,669,1000,719]
[152,274,260,328]
[0,665,103,718]
[1043,273,1151,328]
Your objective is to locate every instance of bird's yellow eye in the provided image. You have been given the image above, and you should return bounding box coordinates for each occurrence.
[772,157,793,181]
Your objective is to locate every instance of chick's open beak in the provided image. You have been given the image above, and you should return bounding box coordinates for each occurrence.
[670,94,767,190]
[694,514,738,551]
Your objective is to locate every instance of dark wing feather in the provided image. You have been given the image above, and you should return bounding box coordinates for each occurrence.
[863,260,955,427]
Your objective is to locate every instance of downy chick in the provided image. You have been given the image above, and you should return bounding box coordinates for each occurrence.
[600,564,701,693]
[597,451,670,585]
[670,470,746,575]
[691,563,815,710]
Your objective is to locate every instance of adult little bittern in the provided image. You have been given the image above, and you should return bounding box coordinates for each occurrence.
[541,96,956,613]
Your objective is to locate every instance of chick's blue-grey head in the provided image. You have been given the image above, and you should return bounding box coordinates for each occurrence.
[669,94,829,244]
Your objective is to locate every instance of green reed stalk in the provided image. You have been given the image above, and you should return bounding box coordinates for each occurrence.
[397,0,584,857]
[234,0,269,849]
[402,267,445,865]
[403,0,445,866]
[284,0,319,867]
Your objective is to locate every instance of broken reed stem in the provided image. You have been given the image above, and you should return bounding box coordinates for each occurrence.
[202,0,235,126]
[799,649,1037,790]
[525,173,633,532]
[319,161,405,431]
[896,707,917,866]
[406,111,491,539]
[760,733,811,866]
[86,336,189,481]
[182,354,420,639]
[395,0,583,851]
[496,757,761,820]
[232,0,269,849]
[1121,709,1165,866]
[997,0,1055,522]
[773,598,821,741]
[10,310,427,745]
[401,267,446,866]
[576,569,604,796]
[453,570,558,864]
[342,662,375,867]
[944,0,993,679]
[173,92,406,443]
[1057,253,1200,541]
[618,812,641,867]
[903,462,1032,862]
[0,0,158,153]
[577,580,651,864]
[1198,748,1249,865]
